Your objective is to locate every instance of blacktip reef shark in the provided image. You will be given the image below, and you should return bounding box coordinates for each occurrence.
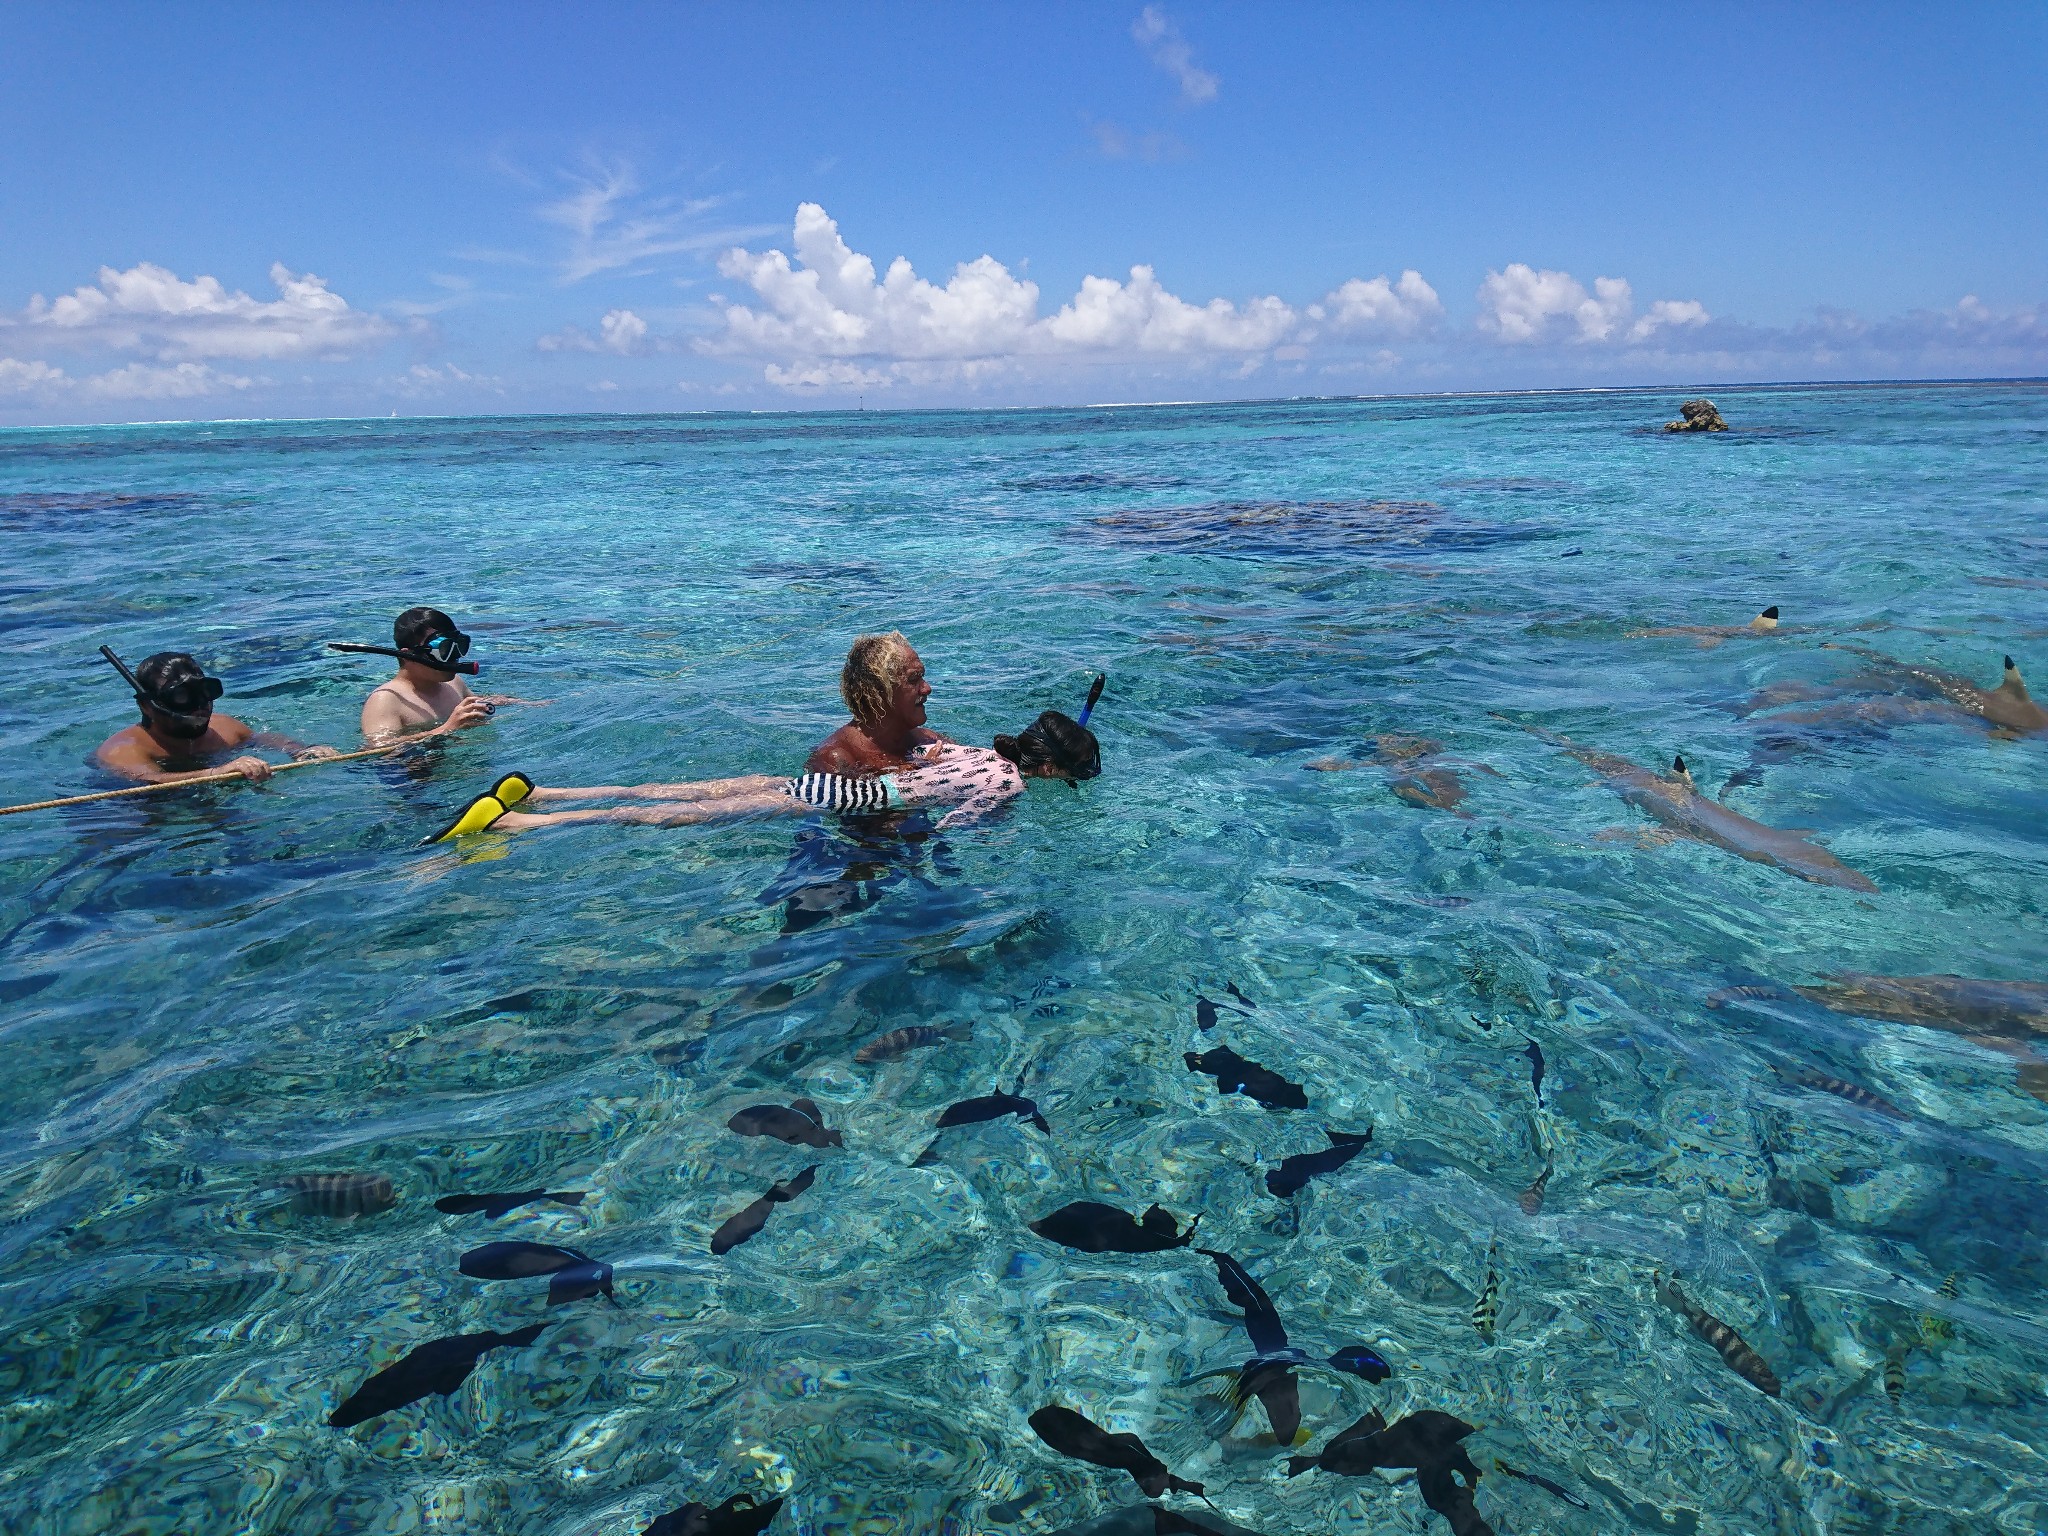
[1627,606,1803,648]
[1817,646,2048,736]
[1497,717,1879,892]
[1715,973,2048,1101]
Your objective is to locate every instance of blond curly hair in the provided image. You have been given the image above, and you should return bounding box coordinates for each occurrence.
[840,631,916,725]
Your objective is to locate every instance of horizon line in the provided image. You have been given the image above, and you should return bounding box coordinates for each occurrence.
[1,372,2042,434]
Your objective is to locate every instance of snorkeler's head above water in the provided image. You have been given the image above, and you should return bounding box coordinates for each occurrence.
[392,606,473,676]
[121,650,224,740]
[995,710,1101,784]
[840,631,927,731]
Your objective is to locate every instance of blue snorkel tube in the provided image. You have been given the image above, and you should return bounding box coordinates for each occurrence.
[1076,674,1105,728]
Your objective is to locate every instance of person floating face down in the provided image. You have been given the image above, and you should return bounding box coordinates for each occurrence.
[435,710,1104,839]
[94,650,341,785]
[358,606,540,742]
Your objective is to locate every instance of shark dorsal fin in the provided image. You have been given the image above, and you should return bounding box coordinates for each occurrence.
[1672,755,1696,790]
[2001,655,2030,700]
[1750,606,1780,631]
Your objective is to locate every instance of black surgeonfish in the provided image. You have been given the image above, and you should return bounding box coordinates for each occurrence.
[1493,1459,1591,1510]
[1265,1127,1372,1197]
[458,1240,616,1305]
[1027,1405,1205,1498]
[1522,1039,1546,1104]
[1184,1045,1307,1110]
[285,1172,395,1217]
[1194,1247,1300,1442]
[1326,1343,1392,1383]
[435,1189,587,1218]
[854,1023,971,1064]
[1287,1407,1481,1480]
[329,1322,547,1428]
[1417,1456,1496,1536]
[936,1078,1050,1135]
[644,1493,784,1536]
[710,1166,818,1255]
[1029,1200,1199,1254]
[727,1099,845,1148]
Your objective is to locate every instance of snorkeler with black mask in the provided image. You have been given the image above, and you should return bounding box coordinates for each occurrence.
[424,681,1107,841]
[350,606,542,742]
[93,648,341,785]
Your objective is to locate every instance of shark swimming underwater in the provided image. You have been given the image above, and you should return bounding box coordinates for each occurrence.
[1816,648,2048,735]
[1500,718,1879,893]
[1627,606,1798,648]
[1713,973,2048,1100]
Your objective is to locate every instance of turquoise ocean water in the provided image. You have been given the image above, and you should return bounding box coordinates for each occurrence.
[1,384,2045,1534]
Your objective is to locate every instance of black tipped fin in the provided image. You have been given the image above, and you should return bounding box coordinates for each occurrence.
[1761,606,1780,620]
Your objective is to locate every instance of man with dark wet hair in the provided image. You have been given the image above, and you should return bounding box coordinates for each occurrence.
[359,605,499,741]
[95,651,340,784]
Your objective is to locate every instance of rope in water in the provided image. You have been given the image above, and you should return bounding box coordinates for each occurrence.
[0,740,409,818]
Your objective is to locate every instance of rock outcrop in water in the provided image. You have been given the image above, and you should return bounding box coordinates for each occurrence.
[1662,399,1728,432]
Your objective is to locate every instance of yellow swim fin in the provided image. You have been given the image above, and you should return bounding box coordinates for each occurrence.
[422,772,534,845]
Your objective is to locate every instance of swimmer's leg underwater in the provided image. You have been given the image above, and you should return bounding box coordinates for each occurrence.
[493,792,804,832]
[524,774,787,804]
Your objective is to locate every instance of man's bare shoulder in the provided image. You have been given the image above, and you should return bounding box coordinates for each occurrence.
[804,730,866,775]
[95,724,154,774]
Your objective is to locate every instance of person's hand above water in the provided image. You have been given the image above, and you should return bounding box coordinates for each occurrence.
[438,696,498,733]
[292,744,344,762]
[225,755,274,783]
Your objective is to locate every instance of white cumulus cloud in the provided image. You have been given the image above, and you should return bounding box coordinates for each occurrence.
[538,307,661,355]
[0,357,68,393]
[1309,271,1445,338]
[1477,263,1706,345]
[1131,6,1219,104]
[83,362,254,400]
[706,204,1043,364]
[1629,298,1711,342]
[0,355,255,400]
[13,262,393,361]
[1044,266,1294,352]
[702,204,1303,388]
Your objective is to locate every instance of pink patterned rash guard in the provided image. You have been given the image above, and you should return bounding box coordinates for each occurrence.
[888,744,1027,825]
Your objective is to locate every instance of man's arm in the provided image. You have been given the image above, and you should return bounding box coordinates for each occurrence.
[94,726,273,785]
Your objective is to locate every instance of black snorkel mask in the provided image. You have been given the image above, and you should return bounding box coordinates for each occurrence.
[101,645,222,740]
[327,629,479,676]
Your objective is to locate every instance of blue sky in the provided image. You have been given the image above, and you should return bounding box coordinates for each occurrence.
[2,1,2043,422]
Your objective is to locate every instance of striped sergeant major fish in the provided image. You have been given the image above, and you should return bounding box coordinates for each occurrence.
[1882,1348,1907,1402]
[283,1172,395,1217]
[1920,1272,1961,1344]
[1783,1067,1907,1119]
[1473,1244,1501,1339]
[853,1023,971,1064]
[1654,1272,1781,1396]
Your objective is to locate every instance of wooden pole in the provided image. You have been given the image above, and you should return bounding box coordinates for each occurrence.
[0,740,413,818]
